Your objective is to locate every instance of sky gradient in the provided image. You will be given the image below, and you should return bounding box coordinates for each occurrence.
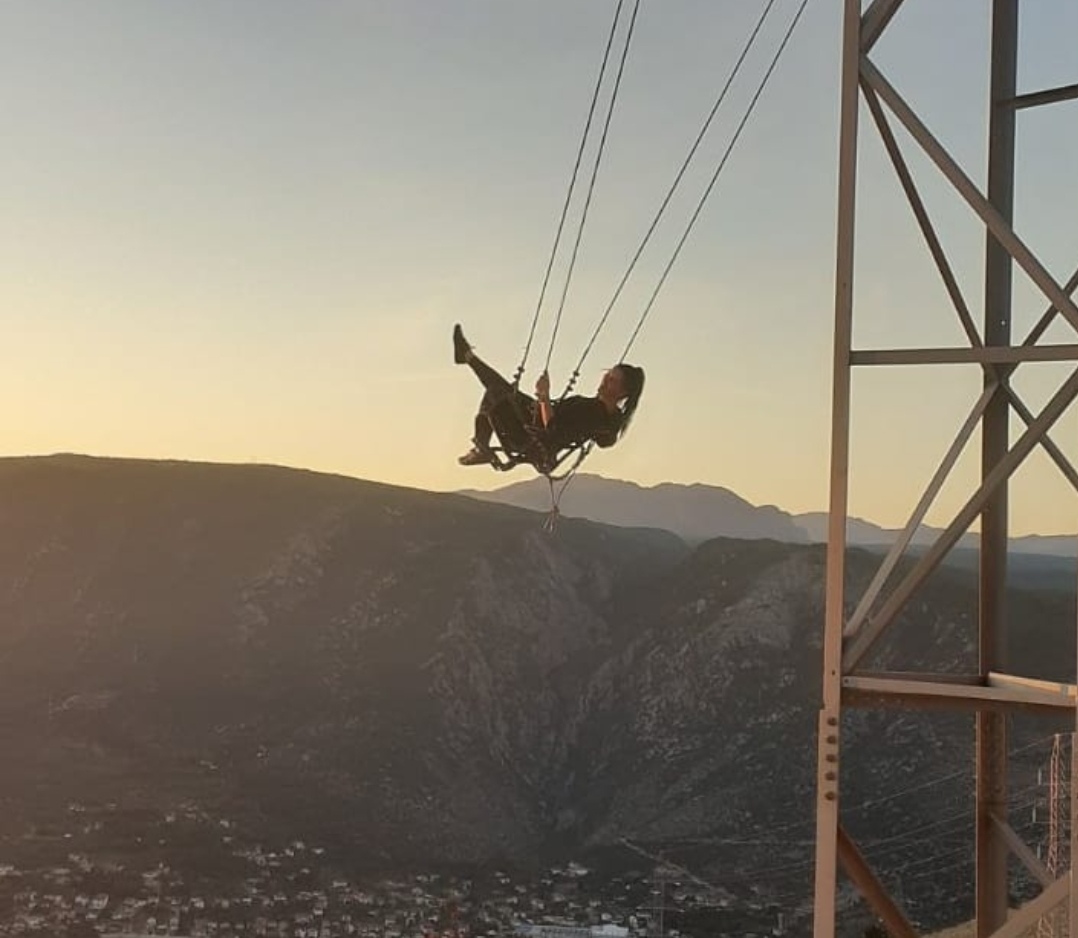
[3,1,1077,534]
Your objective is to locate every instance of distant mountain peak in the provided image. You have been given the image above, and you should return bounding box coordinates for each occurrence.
[459,473,1077,557]
[457,473,805,545]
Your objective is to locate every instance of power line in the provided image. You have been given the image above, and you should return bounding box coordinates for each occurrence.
[617,736,1059,908]
[680,733,1056,849]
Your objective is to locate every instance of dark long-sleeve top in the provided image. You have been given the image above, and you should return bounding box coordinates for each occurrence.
[542,396,623,452]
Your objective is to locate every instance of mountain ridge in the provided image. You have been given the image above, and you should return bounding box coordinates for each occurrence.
[458,472,1078,558]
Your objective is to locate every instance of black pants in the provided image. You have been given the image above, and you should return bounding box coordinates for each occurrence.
[468,356,537,453]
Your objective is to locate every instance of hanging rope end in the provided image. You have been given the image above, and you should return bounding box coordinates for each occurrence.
[543,504,561,535]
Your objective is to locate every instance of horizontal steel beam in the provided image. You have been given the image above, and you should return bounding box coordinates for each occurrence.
[850,670,983,685]
[851,345,1078,365]
[844,690,1071,717]
[987,671,1077,701]
[842,675,1077,713]
[1006,82,1078,110]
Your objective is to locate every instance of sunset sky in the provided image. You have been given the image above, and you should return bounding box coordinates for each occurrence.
[3,1,1077,534]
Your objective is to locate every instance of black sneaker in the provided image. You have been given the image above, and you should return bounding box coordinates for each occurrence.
[453,324,471,364]
[458,447,492,467]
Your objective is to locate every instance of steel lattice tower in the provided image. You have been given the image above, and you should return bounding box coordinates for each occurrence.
[1038,734,1068,938]
[813,2,1078,935]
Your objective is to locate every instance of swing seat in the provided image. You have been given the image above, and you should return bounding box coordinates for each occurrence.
[483,432,590,481]
[474,382,594,480]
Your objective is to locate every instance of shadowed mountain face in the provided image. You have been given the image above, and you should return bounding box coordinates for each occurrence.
[0,456,1072,927]
[0,456,688,870]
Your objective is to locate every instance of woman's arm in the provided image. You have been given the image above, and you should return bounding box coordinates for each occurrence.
[535,371,553,428]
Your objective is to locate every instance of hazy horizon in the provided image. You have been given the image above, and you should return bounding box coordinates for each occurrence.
[4,1,1078,536]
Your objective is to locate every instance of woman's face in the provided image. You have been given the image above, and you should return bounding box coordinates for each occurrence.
[598,367,626,399]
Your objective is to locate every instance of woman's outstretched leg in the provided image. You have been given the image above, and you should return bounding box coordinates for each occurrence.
[454,324,536,467]
[453,324,512,396]
[454,325,503,466]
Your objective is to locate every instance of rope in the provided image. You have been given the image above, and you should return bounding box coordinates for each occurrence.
[530,0,810,498]
[543,0,642,375]
[543,476,561,533]
[513,0,628,387]
[620,0,812,361]
[562,0,782,397]
[542,454,588,533]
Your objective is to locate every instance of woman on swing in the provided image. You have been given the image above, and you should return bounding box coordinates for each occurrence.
[453,324,645,471]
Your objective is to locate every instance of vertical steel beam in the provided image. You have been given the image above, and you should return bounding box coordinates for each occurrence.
[976,2,1018,933]
[1072,562,1078,930]
[813,0,861,934]
[1072,731,1078,929]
